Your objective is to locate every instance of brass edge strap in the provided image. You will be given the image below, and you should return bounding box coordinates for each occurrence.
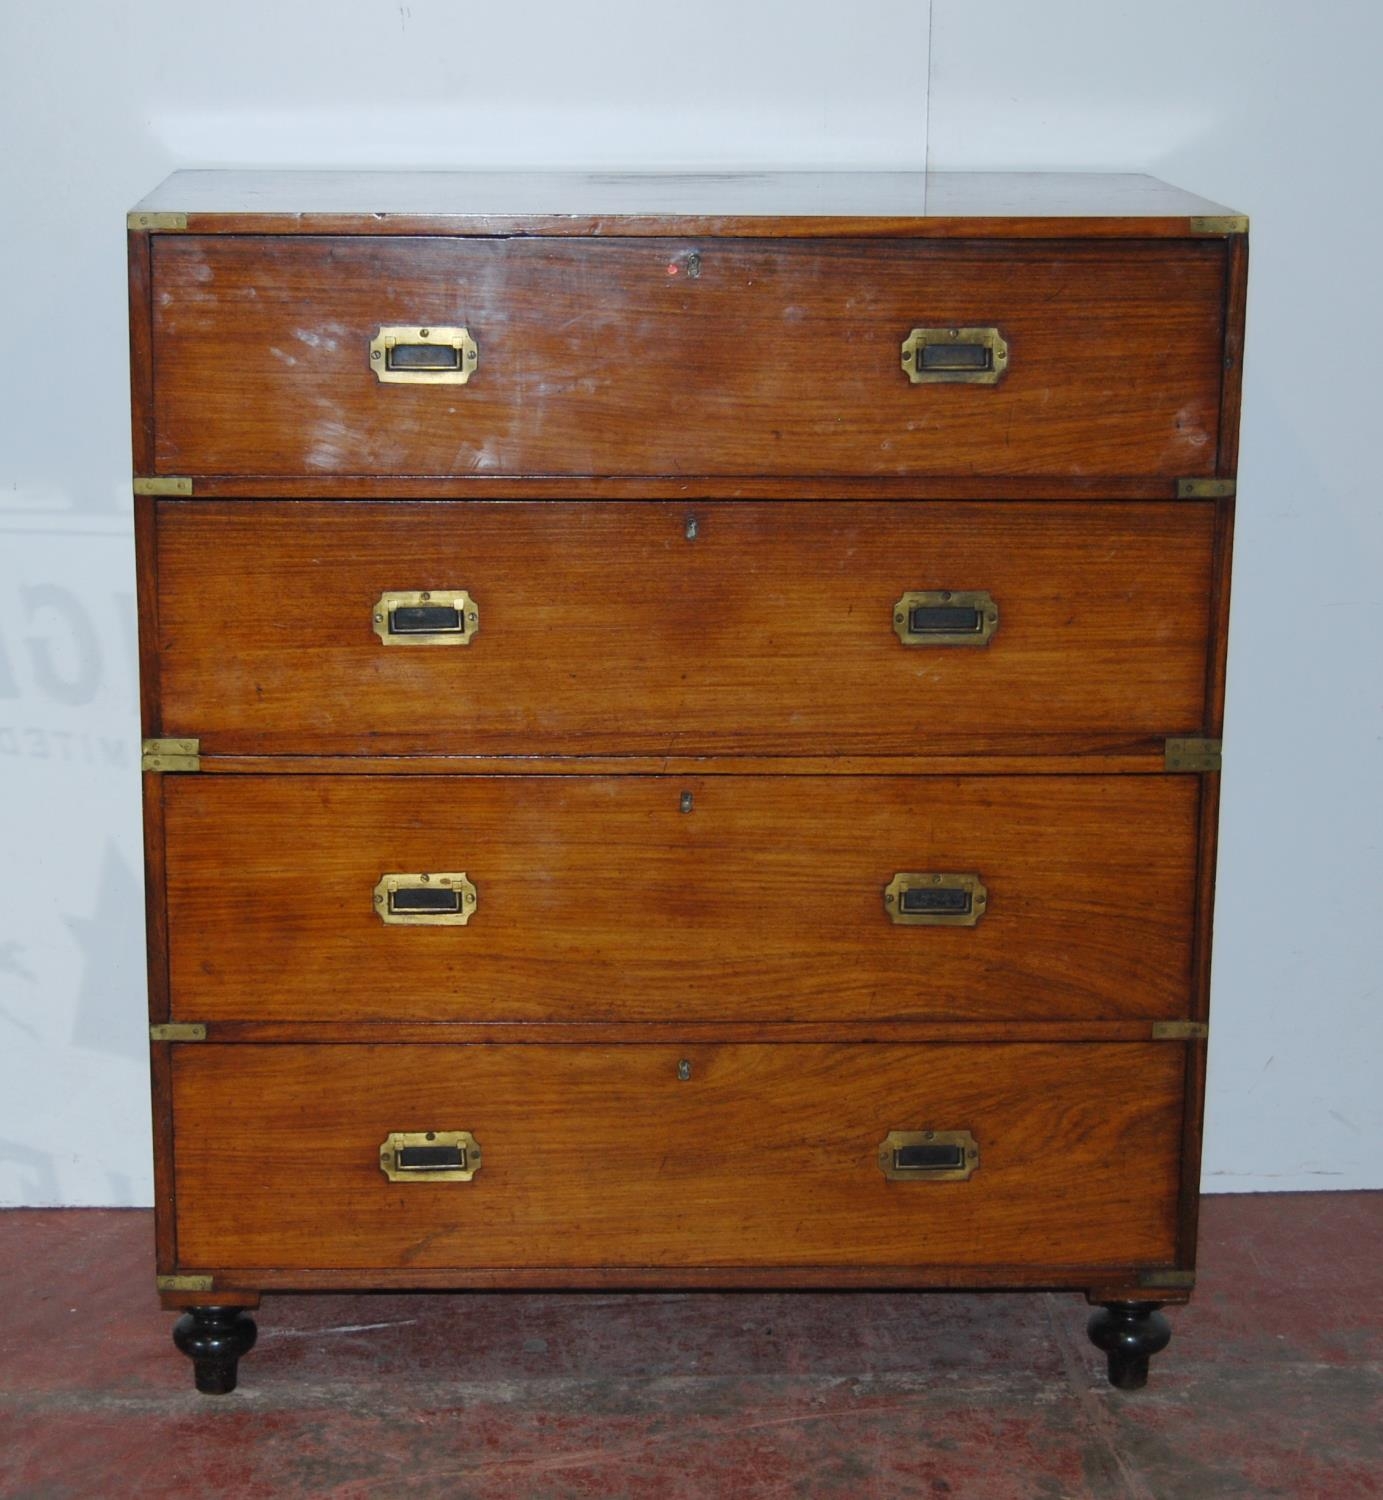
[1164,738,1222,773]
[156,1274,213,1292]
[1138,1269,1197,1289]
[1151,1021,1209,1041]
[150,1023,207,1042]
[128,212,188,231]
[1189,215,1249,235]
[1176,478,1235,499]
[133,477,193,496]
[142,739,201,773]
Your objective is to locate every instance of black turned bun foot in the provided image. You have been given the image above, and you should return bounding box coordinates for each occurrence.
[173,1306,258,1394]
[1087,1301,1172,1390]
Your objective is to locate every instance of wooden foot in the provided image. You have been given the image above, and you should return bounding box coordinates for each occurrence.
[172,1305,258,1394]
[1087,1301,1171,1390]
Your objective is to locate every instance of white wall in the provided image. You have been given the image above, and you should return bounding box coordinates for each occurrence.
[0,1,1377,1204]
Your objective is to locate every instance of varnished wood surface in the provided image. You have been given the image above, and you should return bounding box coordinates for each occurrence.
[149,238,1226,478]
[163,774,1197,1023]
[193,748,1170,776]
[127,232,154,474]
[132,169,1243,239]
[173,1267,1189,1299]
[171,1042,1182,1270]
[128,173,1240,1312]
[154,502,1215,755]
[180,477,1193,500]
[177,1020,1194,1044]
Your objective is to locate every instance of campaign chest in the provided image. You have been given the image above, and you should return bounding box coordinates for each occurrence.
[128,170,1246,1393]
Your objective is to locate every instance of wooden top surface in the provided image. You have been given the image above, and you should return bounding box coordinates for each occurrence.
[130,170,1245,238]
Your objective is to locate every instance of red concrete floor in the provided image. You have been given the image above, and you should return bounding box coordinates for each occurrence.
[0,1194,1379,1499]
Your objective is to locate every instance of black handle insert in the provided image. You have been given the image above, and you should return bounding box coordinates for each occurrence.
[390,604,463,634]
[900,886,973,917]
[908,604,984,636]
[396,1143,466,1171]
[388,343,462,372]
[893,1143,966,1172]
[919,342,992,372]
[390,887,462,915]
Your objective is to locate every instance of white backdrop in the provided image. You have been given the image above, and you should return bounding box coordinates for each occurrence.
[1,1,1378,1204]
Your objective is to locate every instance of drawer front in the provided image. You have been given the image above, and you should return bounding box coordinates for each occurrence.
[154,501,1215,755]
[172,1043,1182,1269]
[163,774,1197,1023]
[149,236,1225,477]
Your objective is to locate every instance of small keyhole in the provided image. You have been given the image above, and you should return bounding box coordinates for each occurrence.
[685,516,699,541]
[680,791,694,814]
[677,1059,692,1081]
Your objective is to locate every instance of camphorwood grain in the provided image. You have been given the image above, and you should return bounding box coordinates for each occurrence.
[149,237,1225,478]
[162,774,1198,1023]
[132,168,1244,239]
[171,1042,1183,1270]
[152,501,1216,757]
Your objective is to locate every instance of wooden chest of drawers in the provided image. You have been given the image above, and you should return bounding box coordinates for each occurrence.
[128,170,1246,1394]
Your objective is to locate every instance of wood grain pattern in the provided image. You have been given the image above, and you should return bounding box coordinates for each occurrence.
[181,476,1186,501]
[163,774,1198,1023]
[132,168,1243,239]
[127,231,155,474]
[192,748,1172,777]
[154,501,1215,756]
[189,1019,1175,1044]
[193,1266,1190,1298]
[171,1042,1183,1269]
[149,238,1225,478]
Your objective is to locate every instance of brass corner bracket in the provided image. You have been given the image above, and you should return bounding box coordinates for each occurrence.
[1138,1269,1197,1290]
[1189,215,1248,236]
[143,738,201,773]
[1165,738,1222,773]
[128,212,188,232]
[1176,478,1235,499]
[133,477,193,496]
[1151,1021,1209,1041]
[150,1023,207,1042]
[157,1274,213,1292]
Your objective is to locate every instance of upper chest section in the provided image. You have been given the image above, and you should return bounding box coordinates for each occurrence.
[140,229,1231,480]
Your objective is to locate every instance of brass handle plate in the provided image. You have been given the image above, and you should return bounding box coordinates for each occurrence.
[893,590,998,646]
[372,590,478,646]
[878,1130,979,1182]
[379,1131,482,1182]
[900,327,1008,385]
[884,872,987,926]
[374,872,478,926]
[369,325,478,384]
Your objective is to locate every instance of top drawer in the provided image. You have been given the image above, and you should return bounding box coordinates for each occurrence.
[147,237,1227,479]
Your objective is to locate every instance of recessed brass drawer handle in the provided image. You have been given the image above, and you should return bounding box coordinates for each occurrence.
[369,325,478,384]
[372,590,478,646]
[893,590,998,646]
[884,872,987,926]
[901,326,1008,385]
[878,1130,979,1182]
[374,872,477,925]
[379,1131,482,1182]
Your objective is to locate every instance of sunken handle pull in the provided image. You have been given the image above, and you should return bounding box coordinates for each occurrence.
[893,590,998,646]
[884,873,987,927]
[372,591,478,646]
[373,872,478,926]
[379,1131,482,1182]
[900,326,1008,384]
[878,1131,979,1181]
[369,325,478,383]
